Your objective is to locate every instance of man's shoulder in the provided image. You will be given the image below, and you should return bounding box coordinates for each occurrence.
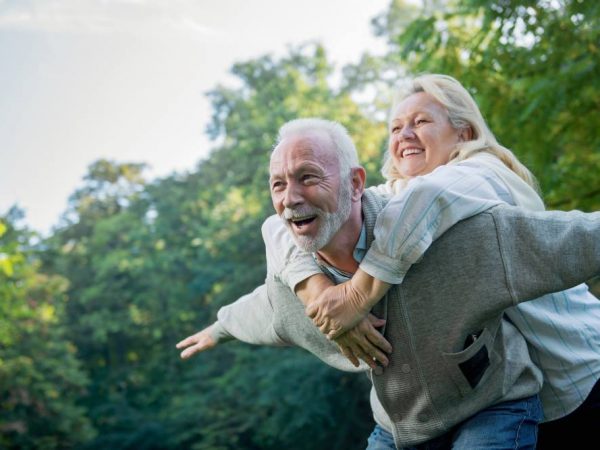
[361,188,389,214]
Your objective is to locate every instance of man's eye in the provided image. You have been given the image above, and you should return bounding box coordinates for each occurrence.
[415,118,428,125]
[271,181,284,191]
[301,174,318,184]
[390,125,401,133]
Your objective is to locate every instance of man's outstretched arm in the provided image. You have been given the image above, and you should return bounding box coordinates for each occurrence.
[176,284,287,360]
[176,279,390,370]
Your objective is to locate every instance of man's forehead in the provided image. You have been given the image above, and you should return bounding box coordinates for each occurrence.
[270,132,337,168]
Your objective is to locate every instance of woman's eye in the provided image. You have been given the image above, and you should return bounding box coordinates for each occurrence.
[302,174,318,184]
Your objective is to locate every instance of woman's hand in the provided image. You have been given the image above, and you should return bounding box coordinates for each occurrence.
[306,269,392,338]
[306,280,370,338]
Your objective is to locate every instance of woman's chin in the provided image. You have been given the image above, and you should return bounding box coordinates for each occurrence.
[397,165,425,178]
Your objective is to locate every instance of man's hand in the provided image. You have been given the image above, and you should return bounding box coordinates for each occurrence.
[334,314,391,370]
[306,269,391,338]
[176,324,217,360]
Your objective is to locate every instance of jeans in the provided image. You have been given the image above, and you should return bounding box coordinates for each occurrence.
[366,395,543,450]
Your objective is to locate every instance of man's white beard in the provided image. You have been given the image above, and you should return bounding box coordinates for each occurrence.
[281,180,353,253]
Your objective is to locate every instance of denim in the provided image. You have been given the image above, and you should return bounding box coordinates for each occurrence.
[366,395,543,450]
[366,424,396,450]
[451,395,543,449]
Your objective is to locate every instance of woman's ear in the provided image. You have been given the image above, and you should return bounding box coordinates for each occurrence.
[458,126,473,142]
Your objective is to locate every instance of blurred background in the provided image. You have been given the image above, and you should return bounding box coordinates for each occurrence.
[1,0,599,448]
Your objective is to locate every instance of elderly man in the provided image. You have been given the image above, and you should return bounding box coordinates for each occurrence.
[177,119,600,449]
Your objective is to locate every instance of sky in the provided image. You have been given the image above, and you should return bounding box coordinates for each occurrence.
[0,0,391,235]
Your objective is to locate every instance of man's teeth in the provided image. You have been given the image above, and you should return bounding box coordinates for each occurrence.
[403,148,423,157]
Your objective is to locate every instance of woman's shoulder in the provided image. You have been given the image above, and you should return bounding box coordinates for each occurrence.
[367,179,410,196]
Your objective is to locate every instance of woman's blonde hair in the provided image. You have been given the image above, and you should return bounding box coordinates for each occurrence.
[381,74,539,191]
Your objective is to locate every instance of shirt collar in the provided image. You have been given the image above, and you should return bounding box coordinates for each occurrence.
[314,222,367,283]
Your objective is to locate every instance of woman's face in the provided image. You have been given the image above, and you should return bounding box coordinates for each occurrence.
[389,92,465,178]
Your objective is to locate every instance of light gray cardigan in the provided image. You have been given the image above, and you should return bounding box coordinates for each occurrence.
[213,191,600,447]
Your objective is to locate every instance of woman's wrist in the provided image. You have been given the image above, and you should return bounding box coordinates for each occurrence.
[295,273,334,307]
[350,268,392,312]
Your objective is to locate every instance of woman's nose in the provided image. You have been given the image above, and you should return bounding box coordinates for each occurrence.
[400,124,416,139]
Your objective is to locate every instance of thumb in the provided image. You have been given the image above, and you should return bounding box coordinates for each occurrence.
[306,303,317,318]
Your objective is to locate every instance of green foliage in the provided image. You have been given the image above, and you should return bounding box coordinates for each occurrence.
[0,214,95,449]
[164,346,372,450]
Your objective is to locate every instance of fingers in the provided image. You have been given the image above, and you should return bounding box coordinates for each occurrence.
[321,323,343,340]
[180,343,202,360]
[178,337,214,359]
[334,316,393,369]
[337,341,377,369]
[357,338,389,368]
[326,324,345,340]
[317,319,331,334]
[356,352,378,370]
[338,344,360,368]
[336,335,389,369]
[367,313,386,328]
[175,327,216,360]
[368,347,389,368]
[176,333,200,349]
[364,328,392,354]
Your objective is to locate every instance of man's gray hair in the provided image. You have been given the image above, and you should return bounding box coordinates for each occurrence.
[275,118,359,177]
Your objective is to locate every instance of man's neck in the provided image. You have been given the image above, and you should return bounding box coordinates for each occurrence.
[316,206,363,274]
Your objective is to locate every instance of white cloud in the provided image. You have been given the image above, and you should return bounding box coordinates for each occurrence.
[0,0,219,37]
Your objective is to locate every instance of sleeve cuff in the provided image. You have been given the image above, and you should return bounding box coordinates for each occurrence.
[209,321,235,344]
[359,248,411,285]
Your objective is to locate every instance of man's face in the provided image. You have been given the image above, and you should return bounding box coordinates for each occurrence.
[269,132,352,252]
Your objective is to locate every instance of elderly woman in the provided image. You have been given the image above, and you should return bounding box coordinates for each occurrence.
[290,74,600,449]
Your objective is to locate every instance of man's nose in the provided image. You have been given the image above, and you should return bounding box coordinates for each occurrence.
[283,182,303,208]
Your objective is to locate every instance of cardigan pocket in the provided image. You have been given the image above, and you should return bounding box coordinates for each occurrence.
[441,327,499,397]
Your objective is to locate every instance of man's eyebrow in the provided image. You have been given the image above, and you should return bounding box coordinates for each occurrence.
[269,161,325,180]
[296,161,325,171]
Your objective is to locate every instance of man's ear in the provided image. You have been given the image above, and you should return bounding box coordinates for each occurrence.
[459,126,473,142]
[350,167,366,201]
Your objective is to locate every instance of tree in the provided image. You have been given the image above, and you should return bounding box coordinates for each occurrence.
[0,211,94,449]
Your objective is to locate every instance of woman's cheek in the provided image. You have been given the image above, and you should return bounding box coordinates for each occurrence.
[389,135,400,158]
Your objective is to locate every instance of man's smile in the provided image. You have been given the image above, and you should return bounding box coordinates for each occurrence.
[288,215,319,234]
[290,215,317,227]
